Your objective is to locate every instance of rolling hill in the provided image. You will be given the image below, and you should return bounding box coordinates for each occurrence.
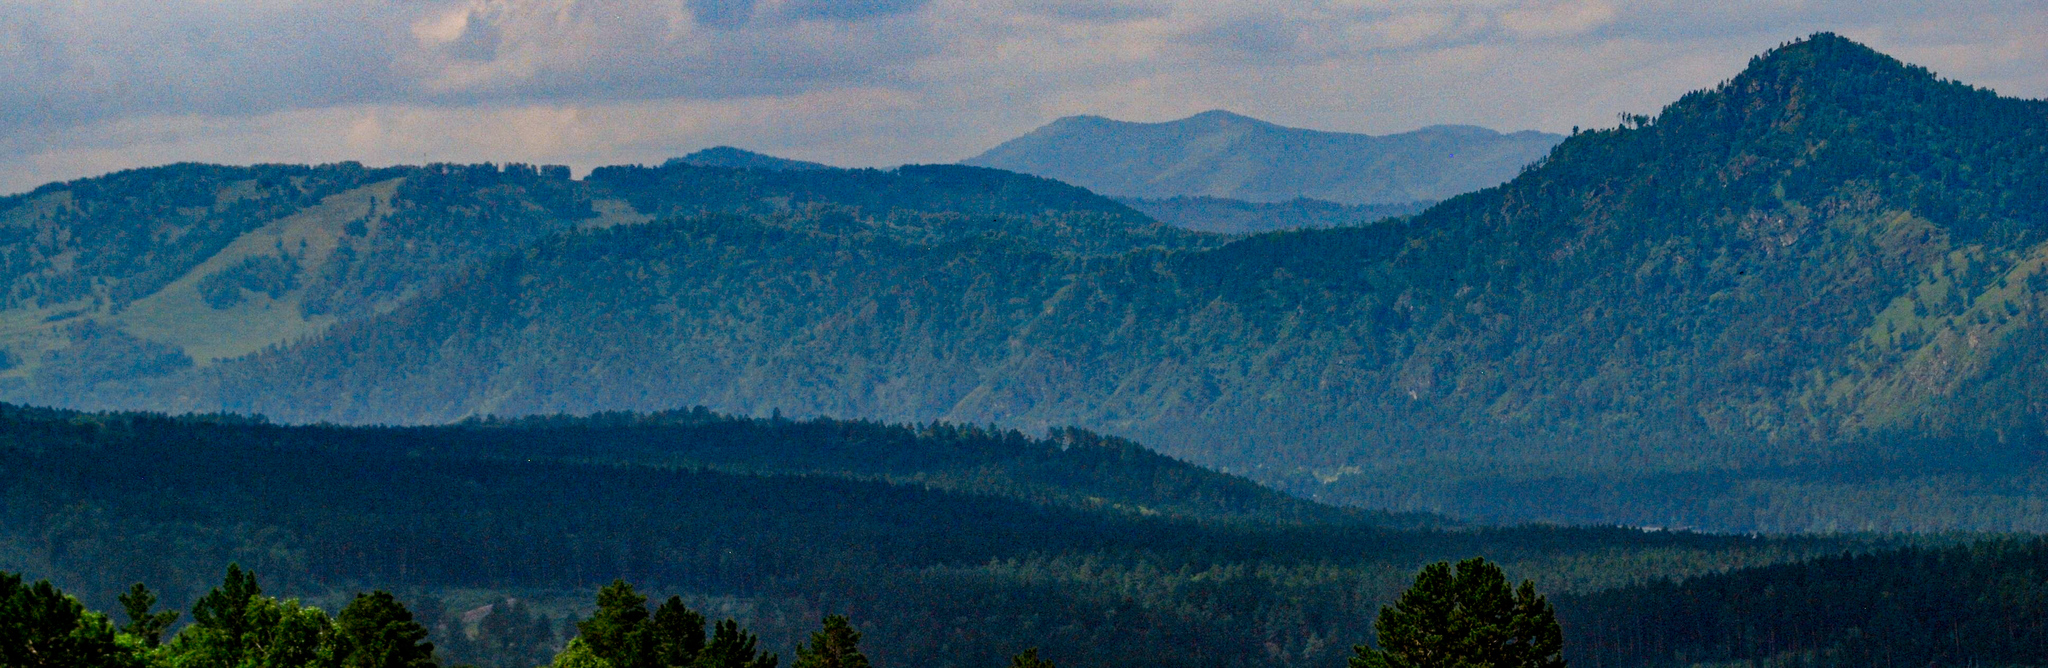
[962,109,1560,205]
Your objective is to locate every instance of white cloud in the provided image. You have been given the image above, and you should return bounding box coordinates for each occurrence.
[2,0,2044,195]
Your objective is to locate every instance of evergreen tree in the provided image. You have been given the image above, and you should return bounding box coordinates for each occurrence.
[330,590,439,668]
[0,572,137,668]
[175,563,267,666]
[651,596,708,667]
[577,580,656,668]
[792,615,868,668]
[1351,557,1564,668]
[117,582,179,647]
[694,619,777,668]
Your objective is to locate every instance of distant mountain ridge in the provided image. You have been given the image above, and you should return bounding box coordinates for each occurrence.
[963,110,1561,204]
[666,146,834,172]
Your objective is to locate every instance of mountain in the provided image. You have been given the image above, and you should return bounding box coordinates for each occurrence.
[2,35,2044,533]
[0,403,1845,668]
[962,110,1561,205]
[0,160,1214,409]
[665,146,834,172]
[1116,195,1430,234]
[175,34,2048,532]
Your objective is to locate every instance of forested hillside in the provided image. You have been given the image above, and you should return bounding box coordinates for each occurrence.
[1116,196,1429,234]
[963,110,1560,204]
[0,404,1849,668]
[0,160,1212,410]
[1562,539,2048,667]
[179,35,2048,531]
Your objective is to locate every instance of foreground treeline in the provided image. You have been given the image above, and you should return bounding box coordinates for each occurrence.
[1,565,845,668]
[8,558,1575,668]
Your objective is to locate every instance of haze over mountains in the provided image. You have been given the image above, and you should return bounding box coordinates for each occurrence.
[0,36,2044,535]
[962,110,1562,205]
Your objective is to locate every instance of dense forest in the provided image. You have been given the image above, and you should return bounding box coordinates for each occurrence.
[0,401,1894,667]
[3,403,2043,666]
[1114,196,1429,234]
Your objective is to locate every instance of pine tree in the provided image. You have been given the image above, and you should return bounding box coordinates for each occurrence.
[117,582,179,647]
[694,619,777,668]
[578,579,656,667]
[651,596,708,667]
[330,590,439,668]
[176,563,267,665]
[792,615,868,668]
[1351,557,1565,668]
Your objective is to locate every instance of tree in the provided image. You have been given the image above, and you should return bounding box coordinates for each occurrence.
[651,596,707,667]
[1351,557,1565,668]
[118,582,179,647]
[578,580,656,667]
[1009,648,1056,668]
[0,572,137,668]
[571,581,718,668]
[330,590,439,668]
[694,619,777,668]
[174,563,268,667]
[172,564,334,668]
[792,615,868,668]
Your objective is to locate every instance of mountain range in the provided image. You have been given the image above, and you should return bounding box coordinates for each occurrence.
[0,35,2043,533]
[962,109,1561,205]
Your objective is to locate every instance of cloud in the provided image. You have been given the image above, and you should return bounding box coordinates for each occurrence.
[2,0,2044,195]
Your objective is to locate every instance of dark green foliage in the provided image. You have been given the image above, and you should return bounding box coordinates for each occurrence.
[1117,195,1429,234]
[185,563,263,659]
[332,591,438,668]
[581,162,1214,257]
[459,598,560,668]
[652,597,708,667]
[196,253,300,309]
[0,572,135,668]
[792,615,868,668]
[30,321,191,407]
[696,619,776,668]
[1352,558,1563,668]
[667,148,833,173]
[0,162,387,309]
[1560,539,2048,668]
[578,580,656,667]
[117,583,178,647]
[0,402,1829,667]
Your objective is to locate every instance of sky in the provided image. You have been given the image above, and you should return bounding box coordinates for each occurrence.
[2,0,2044,195]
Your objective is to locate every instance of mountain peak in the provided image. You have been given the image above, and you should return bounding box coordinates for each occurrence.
[1182,109,1265,125]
